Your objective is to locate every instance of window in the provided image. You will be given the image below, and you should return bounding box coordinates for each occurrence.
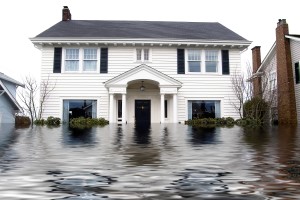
[188,100,220,119]
[83,48,97,71]
[205,50,218,72]
[118,100,122,119]
[63,100,97,122]
[164,100,168,118]
[64,48,99,72]
[269,71,277,91]
[136,49,150,62]
[65,49,79,71]
[295,62,300,84]
[188,50,201,72]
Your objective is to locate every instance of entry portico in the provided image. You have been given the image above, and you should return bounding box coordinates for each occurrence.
[105,64,182,124]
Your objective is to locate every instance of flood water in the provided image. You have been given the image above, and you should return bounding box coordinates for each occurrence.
[0,123,300,199]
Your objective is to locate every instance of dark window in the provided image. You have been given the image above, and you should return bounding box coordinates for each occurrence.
[53,47,62,73]
[295,62,300,84]
[118,100,122,118]
[222,50,229,75]
[164,100,168,118]
[188,100,221,119]
[177,49,185,74]
[63,100,97,122]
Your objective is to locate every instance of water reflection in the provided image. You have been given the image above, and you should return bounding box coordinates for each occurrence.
[188,126,218,145]
[62,126,97,147]
[133,122,151,144]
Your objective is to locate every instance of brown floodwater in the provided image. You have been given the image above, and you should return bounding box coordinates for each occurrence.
[0,123,300,199]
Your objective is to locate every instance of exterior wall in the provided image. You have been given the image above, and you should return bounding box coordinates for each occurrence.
[41,45,243,122]
[291,40,300,123]
[2,80,17,97]
[0,94,15,123]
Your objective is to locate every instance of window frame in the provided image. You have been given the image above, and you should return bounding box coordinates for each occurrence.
[185,49,221,74]
[135,48,151,63]
[62,47,101,73]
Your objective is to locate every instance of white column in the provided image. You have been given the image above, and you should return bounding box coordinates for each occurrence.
[122,94,126,124]
[160,94,165,123]
[109,94,114,123]
[173,94,178,123]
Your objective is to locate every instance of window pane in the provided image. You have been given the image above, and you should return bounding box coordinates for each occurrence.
[188,50,201,60]
[136,49,142,61]
[63,100,97,122]
[144,49,149,61]
[65,61,79,71]
[83,61,97,71]
[188,61,201,72]
[66,49,79,60]
[84,49,97,60]
[188,100,220,119]
[206,61,217,72]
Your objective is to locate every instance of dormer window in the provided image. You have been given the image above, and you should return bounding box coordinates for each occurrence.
[136,48,150,62]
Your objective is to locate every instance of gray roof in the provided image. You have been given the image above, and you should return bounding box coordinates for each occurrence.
[0,72,24,87]
[35,20,248,41]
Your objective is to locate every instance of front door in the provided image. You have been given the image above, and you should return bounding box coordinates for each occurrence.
[135,100,151,124]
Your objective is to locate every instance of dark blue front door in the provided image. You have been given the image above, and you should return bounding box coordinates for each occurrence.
[135,100,151,124]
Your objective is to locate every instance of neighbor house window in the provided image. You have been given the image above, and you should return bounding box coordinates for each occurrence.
[136,49,150,62]
[188,100,220,119]
[188,49,201,72]
[295,62,300,84]
[63,99,97,122]
[65,49,79,71]
[269,71,277,91]
[83,48,97,71]
[205,50,218,72]
[64,48,99,72]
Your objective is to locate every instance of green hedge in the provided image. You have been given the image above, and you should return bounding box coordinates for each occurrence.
[34,116,61,126]
[69,117,109,129]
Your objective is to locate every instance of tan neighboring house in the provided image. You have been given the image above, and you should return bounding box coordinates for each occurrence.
[251,19,300,124]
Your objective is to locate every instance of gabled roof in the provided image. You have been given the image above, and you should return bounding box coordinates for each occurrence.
[0,72,24,87]
[34,20,248,42]
[105,64,182,87]
[0,80,23,112]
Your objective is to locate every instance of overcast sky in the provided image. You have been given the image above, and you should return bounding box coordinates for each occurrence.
[1,0,299,82]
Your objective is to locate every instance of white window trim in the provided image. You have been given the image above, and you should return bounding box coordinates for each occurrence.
[62,47,101,73]
[185,49,221,75]
[134,48,152,63]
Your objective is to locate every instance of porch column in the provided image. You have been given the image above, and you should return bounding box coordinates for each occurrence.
[173,94,178,123]
[109,94,114,123]
[122,94,126,124]
[160,94,165,123]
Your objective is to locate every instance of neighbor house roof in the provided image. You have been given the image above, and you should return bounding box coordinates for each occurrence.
[34,20,249,42]
[0,72,24,87]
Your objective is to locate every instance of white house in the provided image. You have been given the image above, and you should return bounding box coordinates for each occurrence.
[0,73,24,123]
[30,6,251,124]
[251,19,300,124]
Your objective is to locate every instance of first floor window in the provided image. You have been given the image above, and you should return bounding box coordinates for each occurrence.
[65,49,79,71]
[188,49,201,72]
[205,50,218,72]
[63,99,97,122]
[188,100,220,119]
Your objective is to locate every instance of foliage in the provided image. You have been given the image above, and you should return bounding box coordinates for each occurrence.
[235,118,263,127]
[186,117,235,128]
[243,97,268,121]
[15,115,31,126]
[34,116,61,126]
[69,117,109,129]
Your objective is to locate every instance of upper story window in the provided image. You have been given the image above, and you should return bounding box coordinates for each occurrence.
[136,48,150,62]
[63,48,99,72]
[269,71,277,91]
[186,49,220,73]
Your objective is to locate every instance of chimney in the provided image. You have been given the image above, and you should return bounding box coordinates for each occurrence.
[251,46,262,97]
[276,19,297,124]
[62,6,71,21]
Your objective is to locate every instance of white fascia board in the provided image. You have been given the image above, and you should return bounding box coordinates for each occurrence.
[30,37,251,49]
[285,35,300,42]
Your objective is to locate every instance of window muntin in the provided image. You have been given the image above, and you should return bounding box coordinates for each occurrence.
[136,49,150,62]
[188,50,201,72]
[83,48,97,71]
[205,50,218,72]
[188,100,221,119]
[65,49,79,71]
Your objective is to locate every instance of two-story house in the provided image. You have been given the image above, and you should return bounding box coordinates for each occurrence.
[0,73,24,123]
[251,19,300,124]
[30,6,251,124]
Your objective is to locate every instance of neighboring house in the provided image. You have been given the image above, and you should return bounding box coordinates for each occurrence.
[30,6,251,124]
[251,19,300,124]
[0,73,24,123]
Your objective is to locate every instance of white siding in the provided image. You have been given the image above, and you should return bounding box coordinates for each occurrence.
[291,40,300,123]
[40,46,243,122]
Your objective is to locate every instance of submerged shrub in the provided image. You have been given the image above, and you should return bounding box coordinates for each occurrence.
[69,117,109,129]
[15,116,31,126]
[34,116,61,126]
[186,117,235,128]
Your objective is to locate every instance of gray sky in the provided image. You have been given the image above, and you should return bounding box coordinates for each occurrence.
[1,0,299,82]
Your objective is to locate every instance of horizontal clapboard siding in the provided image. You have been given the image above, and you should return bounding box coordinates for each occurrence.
[291,40,300,123]
[40,46,243,121]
